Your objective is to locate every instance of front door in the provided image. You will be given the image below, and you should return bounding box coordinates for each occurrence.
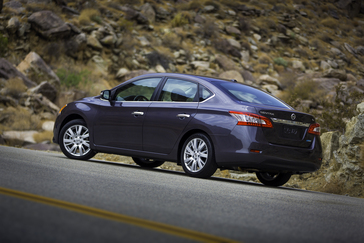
[93,77,162,151]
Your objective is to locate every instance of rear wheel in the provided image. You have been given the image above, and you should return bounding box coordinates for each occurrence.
[181,133,217,178]
[59,119,96,160]
[256,172,291,187]
[132,158,165,168]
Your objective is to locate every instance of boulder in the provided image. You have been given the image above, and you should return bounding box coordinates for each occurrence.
[87,35,103,51]
[3,1,25,14]
[190,61,210,70]
[323,69,347,81]
[219,70,245,83]
[17,52,60,86]
[258,75,282,89]
[356,46,364,55]
[2,130,38,144]
[215,54,240,71]
[344,43,357,56]
[28,11,71,39]
[0,58,36,88]
[321,131,340,163]
[312,78,341,94]
[320,61,331,71]
[42,121,55,131]
[225,26,241,36]
[6,17,20,34]
[116,68,130,79]
[227,38,241,50]
[28,81,57,102]
[140,3,155,23]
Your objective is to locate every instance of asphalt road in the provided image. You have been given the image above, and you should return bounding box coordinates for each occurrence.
[0,145,364,243]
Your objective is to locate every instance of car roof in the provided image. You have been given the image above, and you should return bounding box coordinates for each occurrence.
[134,72,235,84]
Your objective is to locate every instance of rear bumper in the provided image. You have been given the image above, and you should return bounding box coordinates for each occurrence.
[214,128,322,173]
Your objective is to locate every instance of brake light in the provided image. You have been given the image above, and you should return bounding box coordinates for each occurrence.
[308,123,320,135]
[229,111,273,128]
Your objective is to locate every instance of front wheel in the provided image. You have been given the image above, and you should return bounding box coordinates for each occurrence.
[181,133,217,178]
[132,157,164,168]
[256,172,291,187]
[59,119,96,160]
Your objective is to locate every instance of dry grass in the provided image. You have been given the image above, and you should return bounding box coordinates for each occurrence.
[79,9,101,25]
[321,18,338,29]
[321,178,345,195]
[4,77,27,99]
[171,12,192,27]
[33,131,53,143]
[258,53,273,65]
[0,106,40,132]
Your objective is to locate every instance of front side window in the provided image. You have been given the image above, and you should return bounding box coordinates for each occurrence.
[159,79,198,102]
[115,78,161,101]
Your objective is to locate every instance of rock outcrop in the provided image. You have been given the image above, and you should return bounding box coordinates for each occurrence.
[28,10,72,39]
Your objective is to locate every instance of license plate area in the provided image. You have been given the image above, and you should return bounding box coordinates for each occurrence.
[281,125,301,140]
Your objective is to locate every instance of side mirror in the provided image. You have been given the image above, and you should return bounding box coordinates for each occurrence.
[101,90,111,101]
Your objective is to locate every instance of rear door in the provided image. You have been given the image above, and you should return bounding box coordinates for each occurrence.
[142,78,198,154]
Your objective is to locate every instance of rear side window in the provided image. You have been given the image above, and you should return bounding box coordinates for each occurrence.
[159,79,198,102]
[199,86,213,102]
[218,82,290,109]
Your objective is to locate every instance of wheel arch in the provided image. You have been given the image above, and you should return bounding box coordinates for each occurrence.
[58,114,87,142]
[177,129,215,165]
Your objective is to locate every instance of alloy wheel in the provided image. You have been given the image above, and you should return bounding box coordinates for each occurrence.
[63,124,91,157]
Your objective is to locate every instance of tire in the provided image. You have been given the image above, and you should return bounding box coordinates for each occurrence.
[132,157,165,168]
[181,133,217,179]
[59,119,96,160]
[256,172,291,187]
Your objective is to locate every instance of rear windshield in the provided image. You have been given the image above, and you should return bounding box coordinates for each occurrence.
[217,82,290,109]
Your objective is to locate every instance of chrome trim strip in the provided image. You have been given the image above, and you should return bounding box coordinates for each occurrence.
[271,118,310,127]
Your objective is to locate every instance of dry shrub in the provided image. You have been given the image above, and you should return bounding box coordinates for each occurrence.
[258,53,272,65]
[33,131,53,143]
[322,178,345,195]
[318,33,333,44]
[162,32,182,50]
[4,77,27,99]
[310,38,326,55]
[0,106,40,131]
[145,49,172,70]
[79,9,101,25]
[237,16,251,33]
[171,12,191,27]
[321,17,338,29]
[254,64,269,74]
[194,17,218,39]
[118,0,141,4]
[42,42,63,64]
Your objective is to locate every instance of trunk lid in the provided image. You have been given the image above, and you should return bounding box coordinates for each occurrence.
[257,108,316,148]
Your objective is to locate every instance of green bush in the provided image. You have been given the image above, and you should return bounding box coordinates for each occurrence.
[0,33,8,57]
[57,68,90,89]
[273,57,288,67]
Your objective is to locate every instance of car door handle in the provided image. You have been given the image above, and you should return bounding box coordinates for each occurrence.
[177,114,190,118]
[132,111,144,116]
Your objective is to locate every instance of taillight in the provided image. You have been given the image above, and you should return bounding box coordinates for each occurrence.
[229,111,273,128]
[308,123,320,136]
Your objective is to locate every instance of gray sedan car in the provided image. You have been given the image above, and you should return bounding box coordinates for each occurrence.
[53,73,322,186]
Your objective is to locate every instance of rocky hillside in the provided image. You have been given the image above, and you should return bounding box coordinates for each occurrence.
[1,0,364,197]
